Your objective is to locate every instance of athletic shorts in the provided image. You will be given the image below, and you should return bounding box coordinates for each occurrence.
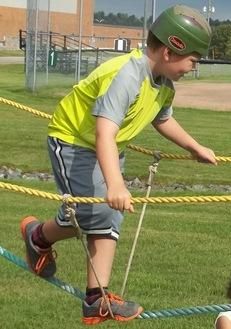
[47,136,125,241]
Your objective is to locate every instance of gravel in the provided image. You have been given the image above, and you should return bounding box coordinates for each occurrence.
[1,165,231,193]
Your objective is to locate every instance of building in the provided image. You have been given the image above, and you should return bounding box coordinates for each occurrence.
[0,0,144,50]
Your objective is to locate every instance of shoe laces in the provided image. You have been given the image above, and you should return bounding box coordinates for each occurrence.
[108,293,124,305]
[99,293,124,318]
[35,249,57,275]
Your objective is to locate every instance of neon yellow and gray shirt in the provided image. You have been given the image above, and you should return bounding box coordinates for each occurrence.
[48,49,175,152]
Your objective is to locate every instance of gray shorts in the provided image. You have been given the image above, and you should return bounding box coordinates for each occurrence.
[47,136,125,241]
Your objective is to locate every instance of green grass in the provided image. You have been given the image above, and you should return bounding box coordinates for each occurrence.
[0,64,231,328]
[0,65,71,109]
[126,108,231,185]
[1,180,231,328]
[0,49,24,57]
[183,64,231,82]
[0,64,231,183]
[183,75,231,83]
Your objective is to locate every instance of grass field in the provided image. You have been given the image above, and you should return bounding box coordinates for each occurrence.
[184,63,231,81]
[0,49,24,57]
[1,63,231,329]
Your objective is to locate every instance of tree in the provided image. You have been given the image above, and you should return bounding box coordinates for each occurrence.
[94,11,105,23]
[210,24,231,59]
[210,19,231,27]
[225,37,231,60]
[94,11,143,27]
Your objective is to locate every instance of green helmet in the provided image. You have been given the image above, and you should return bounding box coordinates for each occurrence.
[149,5,212,57]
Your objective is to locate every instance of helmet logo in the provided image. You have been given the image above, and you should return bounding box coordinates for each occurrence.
[168,36,186,51]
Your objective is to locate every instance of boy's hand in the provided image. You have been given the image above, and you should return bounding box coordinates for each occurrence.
[190,145,217,165]
[107,184,134,213]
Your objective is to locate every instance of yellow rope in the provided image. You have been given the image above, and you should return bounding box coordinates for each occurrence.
[126,144,231,162]
[1,181,231,205]
[0,97,52,120]
[1,96,231,162]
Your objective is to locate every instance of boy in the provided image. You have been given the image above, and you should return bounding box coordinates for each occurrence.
[20,4,217,325]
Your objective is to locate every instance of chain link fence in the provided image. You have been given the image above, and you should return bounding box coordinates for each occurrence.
[24,0,231,91]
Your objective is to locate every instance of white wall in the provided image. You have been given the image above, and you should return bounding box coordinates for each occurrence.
[0,0,77,13]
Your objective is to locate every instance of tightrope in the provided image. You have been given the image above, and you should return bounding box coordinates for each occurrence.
[0,245,85,300]
[1,96,231,162]
[138,304,231,319]
[1,181,231,204]
[1,245,230,319]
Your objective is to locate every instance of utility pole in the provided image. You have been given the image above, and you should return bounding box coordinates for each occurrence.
[152,0,156,22]
[75,0,83,82]
[142,0,148,48]
[203,0,215,25]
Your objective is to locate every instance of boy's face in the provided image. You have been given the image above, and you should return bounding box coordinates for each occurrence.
[160,49,200,81]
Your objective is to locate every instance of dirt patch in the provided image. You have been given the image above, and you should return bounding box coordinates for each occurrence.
[173,82,231,111]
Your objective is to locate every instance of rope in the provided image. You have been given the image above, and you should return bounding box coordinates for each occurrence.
[138,304,231,319]
[1,245,230,319]
[2,97,231,320]
[0,245,85,300]
[127,144,231,162]
[63,198,115,319]
[1,96,231,162]
[0,97,52,120]
[1,181,231,205]
[121,159,160,297]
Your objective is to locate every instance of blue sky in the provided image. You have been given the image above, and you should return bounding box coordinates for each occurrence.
[1,1,229,20]
[95,0,230,21]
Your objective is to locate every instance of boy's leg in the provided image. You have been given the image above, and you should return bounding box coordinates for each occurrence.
[20,216,58,278]
[20,216,85,277]
[23,221,116,287]
[21,139,143,322]
[82,235,143,324]
[21,218,116,284]
[42,219,77,242]
[21,216,143,323]
[86,236,116,288]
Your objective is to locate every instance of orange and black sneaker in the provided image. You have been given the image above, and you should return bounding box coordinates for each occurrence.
[82,292,143,325]
[20,216,57,278]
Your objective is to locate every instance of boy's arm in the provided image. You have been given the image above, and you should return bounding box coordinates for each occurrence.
[152,116,217,165]
[96,117,134,212]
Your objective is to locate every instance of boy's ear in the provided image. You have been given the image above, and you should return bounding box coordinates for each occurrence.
[163,47,173,62]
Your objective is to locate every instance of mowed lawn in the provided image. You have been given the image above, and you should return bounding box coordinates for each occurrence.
[0,63,231,329]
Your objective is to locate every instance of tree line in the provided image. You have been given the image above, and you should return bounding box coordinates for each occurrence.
[94,11,231,60]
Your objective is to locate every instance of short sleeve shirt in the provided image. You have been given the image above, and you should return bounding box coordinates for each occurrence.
[48,49,175,152]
